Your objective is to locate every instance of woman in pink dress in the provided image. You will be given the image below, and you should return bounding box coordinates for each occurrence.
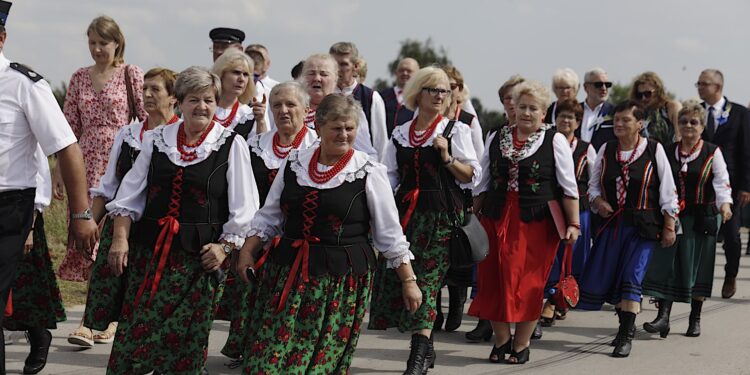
[53,15,146,346]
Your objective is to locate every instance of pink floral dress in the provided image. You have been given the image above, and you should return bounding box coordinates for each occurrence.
[58,64,146,282]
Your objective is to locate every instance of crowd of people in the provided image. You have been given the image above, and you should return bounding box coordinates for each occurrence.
[2,5,750,374]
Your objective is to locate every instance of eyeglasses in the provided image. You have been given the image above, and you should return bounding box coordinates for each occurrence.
[636,90,654,100]
[587,81,612,89]
[450,83,463,91]
[694,81,716,88]
[422,87,451,97]
[678,118,702,126]
[556,114,577,121]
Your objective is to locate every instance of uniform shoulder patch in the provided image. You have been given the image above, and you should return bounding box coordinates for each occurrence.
[9,62,44,82]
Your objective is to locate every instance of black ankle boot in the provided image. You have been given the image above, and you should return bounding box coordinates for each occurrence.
[643,299,672,338]
[612,312,636,358]
[444,286,467,332]
[404,334,430,375]
[465,319,492,342]
[610,308,623,346]
[423,334,435,371]
[23,328,52,374]
[686,299,703,337]
[434,290,443,332]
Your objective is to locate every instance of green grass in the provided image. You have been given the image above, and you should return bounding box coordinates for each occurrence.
[45,159,89,307]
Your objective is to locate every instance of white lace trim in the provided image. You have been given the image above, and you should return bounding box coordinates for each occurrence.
[287,148,375,189]
[385,249,415,269]
[248,129,319,170]
[246,227,274,243]
[219,233,246,248]
[108,208,137,222]
[122,122,144,150]
[152,122,234,167]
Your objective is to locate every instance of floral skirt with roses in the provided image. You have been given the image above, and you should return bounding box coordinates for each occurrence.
[106,241,225,375]
[240,261,374,375]
[4,214,66,331]
[83,217,127,331]
[368,210,454,332]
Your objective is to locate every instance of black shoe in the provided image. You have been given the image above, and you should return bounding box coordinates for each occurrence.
[424,334,435,371]
[444,286,467,332]
[686,299,703,337]
[434,290,444,332]
[403,333,430,375]
[643,299,672,338]
[23,328,52,374]
[530,321,543,340]
[612,312,636,358]
[610,308,623,346]
[1,340,6,375]
[465,319,492,342]
[506,346,530,364]
[488,337,511,363]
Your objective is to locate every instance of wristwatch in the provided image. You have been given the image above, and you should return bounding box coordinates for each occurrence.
[221,243,233,255]
[70,208,93,220]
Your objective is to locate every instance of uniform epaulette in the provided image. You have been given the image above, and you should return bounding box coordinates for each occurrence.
[9,62,44,82]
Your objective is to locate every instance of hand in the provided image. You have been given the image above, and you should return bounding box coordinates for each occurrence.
[51,166,65,200]
[200,243,227,272]
[737,191,750,208]
[565,226,580,245]
[236,245,257,284]
[401,282,423,314]
[70,218,99,254]
[660,227,676,248]
[720,203,733,223]
[108,236,129,276]
[24,230,34,255]
[595,198,614,218]
[432,135,450,162]
[251,94,267,119]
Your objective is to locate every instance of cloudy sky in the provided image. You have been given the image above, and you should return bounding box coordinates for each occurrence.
[5,0,750,109]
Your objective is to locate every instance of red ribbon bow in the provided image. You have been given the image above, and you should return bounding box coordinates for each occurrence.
[275,235,319,314]
[400,188,420,229]
[133,216,180,309]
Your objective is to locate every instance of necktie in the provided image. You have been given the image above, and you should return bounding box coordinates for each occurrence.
[706,106,716,140]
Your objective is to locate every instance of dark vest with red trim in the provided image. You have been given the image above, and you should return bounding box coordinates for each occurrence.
[572,139,591,211]
[484,128,560,221]
[134,132,236,252]
[380,87,416,138]
[667,142,720,235]
[600,139,663,239]
[265,160,377,276]
[352,84,374,142]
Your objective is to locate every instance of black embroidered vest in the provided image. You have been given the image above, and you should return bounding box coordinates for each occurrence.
[135,132,236,252]
[667,142,720,235]
[600,139,663,239]
[484,128,561,221]
[233,118,255,139]
[572,139,591,211]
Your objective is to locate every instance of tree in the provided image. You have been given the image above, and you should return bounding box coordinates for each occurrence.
[471,98,504,136]
[372,38,452,92]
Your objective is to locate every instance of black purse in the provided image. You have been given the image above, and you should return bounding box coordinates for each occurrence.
[441,121,489,269]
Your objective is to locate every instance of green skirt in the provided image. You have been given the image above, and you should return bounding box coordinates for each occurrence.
[368,211,453,332]
[241,262,373,375]
[106,241,225,375]
[642,214,719,302]
[220,270,256,360]
[3,214,66,331]
[84,217,127,331]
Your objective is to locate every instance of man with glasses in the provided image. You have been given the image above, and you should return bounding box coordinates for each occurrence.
[209,27,244,62]
[696,69,750,299]
[579,68,616,150]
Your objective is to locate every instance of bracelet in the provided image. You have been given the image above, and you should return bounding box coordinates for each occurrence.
[568,223,581,229]
[664,226,675,232]
[401,274,418,283]
[442,156,454,166]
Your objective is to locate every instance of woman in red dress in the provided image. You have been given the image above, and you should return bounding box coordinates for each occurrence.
[469,81,580,364]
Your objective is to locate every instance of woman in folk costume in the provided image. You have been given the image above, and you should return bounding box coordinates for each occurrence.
[210,49,267,139]
[468,81,580,364]
[105,66,259,374]
[235,94,421,374]
[578,100,679,358]
[642,100,732,338]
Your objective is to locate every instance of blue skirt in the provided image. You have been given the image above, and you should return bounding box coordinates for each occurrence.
[545,210,592,299]
[577,223,657,310]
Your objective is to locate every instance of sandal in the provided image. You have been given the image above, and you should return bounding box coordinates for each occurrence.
[67,326,94,347]
[540,302,556,327]
[93,322,118,344]
[506,346,530,364]
[488,337,511,363]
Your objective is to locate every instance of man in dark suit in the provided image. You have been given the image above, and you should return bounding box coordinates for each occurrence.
[577,68,617,151]
[379,57,419,137]
[697,69,750,298]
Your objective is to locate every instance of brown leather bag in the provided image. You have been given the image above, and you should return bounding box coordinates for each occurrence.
[123,65,139,123]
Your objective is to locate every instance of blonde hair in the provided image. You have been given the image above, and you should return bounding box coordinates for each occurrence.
[402,67,450,112]
[678,99,706,122]
[512,80,552,110]
[552,68,580,91]
[211,49,256,104]
[87,16,126,66]
[299,54,339,92]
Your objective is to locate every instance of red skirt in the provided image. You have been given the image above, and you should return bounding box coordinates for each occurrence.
[468,192,561,323]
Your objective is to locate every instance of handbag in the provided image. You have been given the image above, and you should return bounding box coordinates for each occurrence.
[441,120,489,269]
[123,64,139,123]
[552,243,579,308]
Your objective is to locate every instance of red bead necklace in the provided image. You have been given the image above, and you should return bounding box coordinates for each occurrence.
[213,101,240,128]
[678,139,703,159]
[176,122,215,162]
[512,128,527,150]
[409,115,443,147]
[140,115,180,141]
[272,127,308,159]
[308,147,354,184]
[616,136,642,166]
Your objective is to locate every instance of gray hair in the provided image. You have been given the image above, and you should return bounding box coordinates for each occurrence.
[512,80,552,111]
[329,41,360,61]
[174,66,221,103]
[701,69,724,88]
[552,68,580,90]
[211,49,256,104]
[299,54,339,89]
[678,99,706,122]
[269,81,310,109]
[315,94,362,129]
[584,67,608,83]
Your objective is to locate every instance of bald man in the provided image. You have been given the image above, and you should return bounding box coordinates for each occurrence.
[379,57,419,137]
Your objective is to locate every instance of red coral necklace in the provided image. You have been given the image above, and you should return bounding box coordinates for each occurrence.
[308,147,354,184]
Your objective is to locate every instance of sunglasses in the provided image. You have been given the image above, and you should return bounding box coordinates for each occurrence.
[636,90,654,100]
[587,81,612,89]
[694,81,716,88]
[422,87,451,97]
[678,118,702,126]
